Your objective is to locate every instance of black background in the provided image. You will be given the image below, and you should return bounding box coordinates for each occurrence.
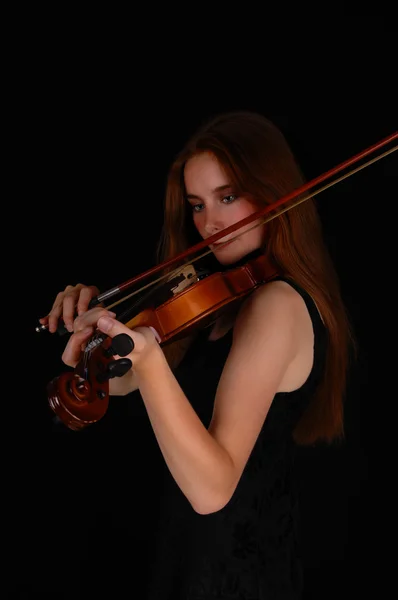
[5,12,397,600]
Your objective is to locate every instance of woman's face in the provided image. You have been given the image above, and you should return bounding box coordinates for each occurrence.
[184,152,264,265]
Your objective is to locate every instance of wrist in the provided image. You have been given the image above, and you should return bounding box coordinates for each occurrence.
[134,342,167,381]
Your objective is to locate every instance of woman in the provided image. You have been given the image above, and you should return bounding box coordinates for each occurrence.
[40,111,355,598]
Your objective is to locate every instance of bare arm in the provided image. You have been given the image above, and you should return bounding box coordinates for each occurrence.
[133,347,236,515]
[96,281,307,515]
[110,333,196,396]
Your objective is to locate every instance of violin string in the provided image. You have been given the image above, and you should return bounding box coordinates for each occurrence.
[81,330,106,377]
[111,274,179,324]
[104,143,397,311]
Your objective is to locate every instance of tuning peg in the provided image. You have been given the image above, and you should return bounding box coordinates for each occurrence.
[96,358,133,383]
[103,333,135,358]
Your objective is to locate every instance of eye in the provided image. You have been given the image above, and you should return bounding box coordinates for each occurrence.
[191,203,204,213]
[222,194,237,204]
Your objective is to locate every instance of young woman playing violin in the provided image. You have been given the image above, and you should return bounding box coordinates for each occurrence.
[39,111,355,599]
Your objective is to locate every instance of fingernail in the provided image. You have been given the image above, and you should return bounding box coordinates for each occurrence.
[149,326,161,343]
[98,316,114,332]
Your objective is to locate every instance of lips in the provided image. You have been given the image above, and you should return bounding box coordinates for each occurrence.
[212,239,233,247]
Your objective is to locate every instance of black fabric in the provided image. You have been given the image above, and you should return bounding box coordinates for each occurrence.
[146,278,327,599]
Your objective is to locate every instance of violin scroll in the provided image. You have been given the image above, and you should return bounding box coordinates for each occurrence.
[47,336,128,430]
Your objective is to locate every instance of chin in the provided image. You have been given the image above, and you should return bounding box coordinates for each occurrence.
[212,238,264,266]
[212,244,249,265]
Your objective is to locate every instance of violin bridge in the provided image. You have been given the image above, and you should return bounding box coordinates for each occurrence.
[169,264,197,296]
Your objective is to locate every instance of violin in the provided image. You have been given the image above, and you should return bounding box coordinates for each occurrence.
[47,253,279,430]
[38,132,398,431]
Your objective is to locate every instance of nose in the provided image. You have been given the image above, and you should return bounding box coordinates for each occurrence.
[203,209,224,237]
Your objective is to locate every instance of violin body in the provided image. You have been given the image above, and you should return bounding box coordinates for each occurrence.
[47,254,279,431]
[124,253,279,343]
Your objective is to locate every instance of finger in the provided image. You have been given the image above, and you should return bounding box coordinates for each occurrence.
[73,308,116,334]
[97,317,160,356]
[47,301,65,333]
[62,288,80,332]
[77,285,100,316]
[42,290,66,332]
[97,317,141,354]
[51,290,69,312]
[97,316,131,338]
[62,326,94,367]
[148,326,162,343]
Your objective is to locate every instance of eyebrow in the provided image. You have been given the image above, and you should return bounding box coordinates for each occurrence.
[186,184,233,201]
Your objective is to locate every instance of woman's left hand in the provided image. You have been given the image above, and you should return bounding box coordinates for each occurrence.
[97,315,162,370]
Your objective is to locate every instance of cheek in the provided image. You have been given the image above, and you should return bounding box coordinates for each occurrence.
[192,213,203,231]
[255,222,268,246]
[235,201,259,222]
[235,208,260,237]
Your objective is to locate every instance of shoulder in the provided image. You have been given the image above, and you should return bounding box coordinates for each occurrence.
[241,278,304,312]
[233,279,310,347]
[220,278,313,402]
[224,278,315,399]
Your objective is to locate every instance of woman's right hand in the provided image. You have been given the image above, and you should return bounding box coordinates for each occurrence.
[61,306,116,368]
[39,284,101,334]
[39,284,137,393]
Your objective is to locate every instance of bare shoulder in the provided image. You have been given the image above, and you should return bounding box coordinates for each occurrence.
[233,279,310,344]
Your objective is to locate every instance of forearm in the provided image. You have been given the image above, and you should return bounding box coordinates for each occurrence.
[135,348,235,514]
[110,370,138,395]
[109,338,191,396]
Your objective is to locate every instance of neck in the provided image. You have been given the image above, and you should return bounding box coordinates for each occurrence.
[218,247,265,272]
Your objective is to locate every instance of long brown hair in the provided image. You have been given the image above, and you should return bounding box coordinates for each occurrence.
[156,110,356,446]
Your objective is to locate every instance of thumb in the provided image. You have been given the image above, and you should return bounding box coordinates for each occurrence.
[97,316,160,353]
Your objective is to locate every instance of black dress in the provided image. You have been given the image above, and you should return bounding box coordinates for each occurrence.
[146,278,327,599]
